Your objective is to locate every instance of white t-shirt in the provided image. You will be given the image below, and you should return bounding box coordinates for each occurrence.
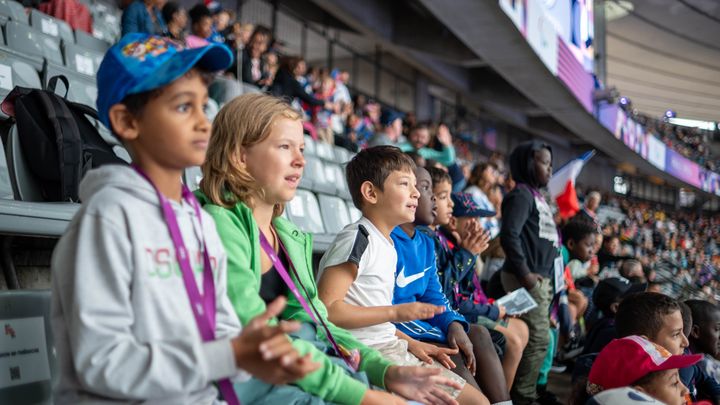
[318,217,398,347]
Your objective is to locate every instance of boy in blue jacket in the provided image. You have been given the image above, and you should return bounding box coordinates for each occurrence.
[392,165,512,405]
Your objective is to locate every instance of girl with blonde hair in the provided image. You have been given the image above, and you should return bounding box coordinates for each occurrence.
[198,93,462,405]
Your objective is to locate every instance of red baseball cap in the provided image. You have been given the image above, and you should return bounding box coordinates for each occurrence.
[587,335,701,395]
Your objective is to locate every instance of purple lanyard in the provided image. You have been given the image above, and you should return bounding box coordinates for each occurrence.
[133,167,240,405]
[258,229,360,371]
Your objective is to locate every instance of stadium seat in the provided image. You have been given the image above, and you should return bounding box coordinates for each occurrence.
[184,166,203,192]
[0,289,55,405]
[6,125,43,201]
[303,135,316,157]
[74,29,110,54]
[0,0,28,25]
[348,205,361,223]
[303,156,335,195]
[0,55,42,119]
[333,145,352,164]
[63,42,102,77]
[285,189,324,235]
[318,194,351,234]
[324,163,351,200]
[0,139,14,199]
[29,9,74,45]
[5,21,63,67]
[315,141,335,162]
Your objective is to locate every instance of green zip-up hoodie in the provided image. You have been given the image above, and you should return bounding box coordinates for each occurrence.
[196,193,393,405]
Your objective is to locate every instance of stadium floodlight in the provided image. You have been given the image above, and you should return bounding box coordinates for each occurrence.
[667,117,717,131]
[664,109,676,119]
[619,96,630,106]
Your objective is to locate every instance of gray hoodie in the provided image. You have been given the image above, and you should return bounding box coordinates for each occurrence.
[51,165,248,404]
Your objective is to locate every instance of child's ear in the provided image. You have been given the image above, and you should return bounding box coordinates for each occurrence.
[567,239,576,251]
[360,181,378,205]
[609,302,620,314]
[108,104,140,141]
[691,324,701,339]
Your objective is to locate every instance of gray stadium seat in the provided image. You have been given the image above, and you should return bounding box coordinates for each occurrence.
[74,29,110,54]
[5,21,63,66]
[0,289,56,404]
[6,125,43,201]
[29,9,74,45]
[348,205,361,222]
[324,163,351,200]
[0,55,42,118]
[303,156,335,195]
[318,194,351,234]
[0,139,13,199]
[63,42,102,77]
[315,141,335,162]
[184,166,203,192]
[285,189,324,235]
[0,0,28,24]
[303,135,316,157]
[333,145,352,164]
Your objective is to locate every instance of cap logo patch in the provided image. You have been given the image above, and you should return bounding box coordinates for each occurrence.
[122,37,182,61]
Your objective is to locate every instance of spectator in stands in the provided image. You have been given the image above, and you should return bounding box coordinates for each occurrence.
[51,34,319,403]
[393,168,514,404]
[597,234,634,273]
[369,110,404,146]
[238,25,272,87]
[161,1,186,41]
[559,219,595,337]
[465,162,501,238]
[271,56,329,112]
[499,140,558,405]
[584,335,697,405]
[682,300,720,404]
[198,94,463,404]
[120,0,166,36]
[398,123,457,167]
[187,4,214,46]
[616,292,689,355]
[317,146,490,404]
[208,8,231,43]
[576,191,601,225]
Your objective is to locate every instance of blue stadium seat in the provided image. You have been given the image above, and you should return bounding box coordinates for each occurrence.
[0,289,56,405]
[74,29,110,54]
[318,194,351,234]
[285,189,325,235]
[0,0,28,24]
[63,42,102,77]
[303,135,316,157]
[29,9,74,45]
[315,141,335,162]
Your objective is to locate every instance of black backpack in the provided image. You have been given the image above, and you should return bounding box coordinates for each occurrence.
[2,75,127,202]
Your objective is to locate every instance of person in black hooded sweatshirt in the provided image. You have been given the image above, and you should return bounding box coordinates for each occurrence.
[498,141,560,405]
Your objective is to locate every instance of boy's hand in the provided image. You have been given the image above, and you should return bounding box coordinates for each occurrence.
[232,297,320,385]
[437,124,453,146]
[392,302,445,322]
[497,305,507,319]
[447,322,476,375]
[406,338,458,369]
[385,365,461,405]
[459,222,491,255]
[361,389,408,405]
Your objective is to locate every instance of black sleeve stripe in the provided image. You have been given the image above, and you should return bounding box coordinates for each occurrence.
[347,224,370,266]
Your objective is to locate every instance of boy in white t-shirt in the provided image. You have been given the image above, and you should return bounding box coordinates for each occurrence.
[317,146,489,405]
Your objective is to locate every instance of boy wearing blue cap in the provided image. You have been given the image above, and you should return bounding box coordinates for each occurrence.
[51,34,317,404]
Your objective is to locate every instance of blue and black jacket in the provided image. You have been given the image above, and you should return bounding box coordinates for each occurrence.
[391,227,468,343]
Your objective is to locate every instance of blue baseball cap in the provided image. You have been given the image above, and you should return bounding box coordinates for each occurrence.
[96,33,234,129]
[451,192,495,218]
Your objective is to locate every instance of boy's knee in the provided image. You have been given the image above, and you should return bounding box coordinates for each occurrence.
[469,324,492,345]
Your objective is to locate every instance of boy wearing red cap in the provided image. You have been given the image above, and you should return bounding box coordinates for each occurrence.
[586,335,699,405]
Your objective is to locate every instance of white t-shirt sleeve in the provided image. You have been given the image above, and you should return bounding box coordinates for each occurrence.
[320,223,370,275]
